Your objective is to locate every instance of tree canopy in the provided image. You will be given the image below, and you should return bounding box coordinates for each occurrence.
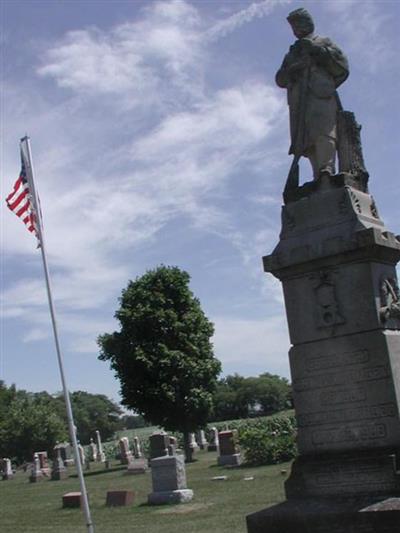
[98,265,221,460]
[212,373,292,421]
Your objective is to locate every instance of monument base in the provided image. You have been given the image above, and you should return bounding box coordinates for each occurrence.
[246,496,400,533]
[147,489,193,505]
[217,453,242,466]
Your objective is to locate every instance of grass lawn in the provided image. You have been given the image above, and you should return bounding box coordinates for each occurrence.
[0,450,289,533]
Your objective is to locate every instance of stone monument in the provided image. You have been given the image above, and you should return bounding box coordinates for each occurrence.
[133,436,142,459]
[196,429,208,450]
[247,8,400,533]
[118,437,132,465]
[208,427,219,452]
[95,430,106,462]
[149,432,169,459]
[1,458,13,480]
[51,446,68,481]
[89,438,97,462]
[218,430,241,466]
[29,453,43,483]
[148,454,193,505]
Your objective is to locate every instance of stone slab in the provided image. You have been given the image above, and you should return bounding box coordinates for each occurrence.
[217,453,242,467]
[62,492,83,508]
[147,489,193,505]
[106,490,135,506]
[285,452,400,499]
[125,458,148,475]
[150,455,187,492]
[246,497,400,533]
[289,330,400,455]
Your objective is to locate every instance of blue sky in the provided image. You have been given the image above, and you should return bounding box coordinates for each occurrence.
[1,0,399,403]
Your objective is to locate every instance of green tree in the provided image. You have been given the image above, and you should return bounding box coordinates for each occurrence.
[0,385,67,463]
[55,391,123,444]
[98,265,221,461]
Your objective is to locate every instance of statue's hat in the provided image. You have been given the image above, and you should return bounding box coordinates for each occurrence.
[287,8,314,27]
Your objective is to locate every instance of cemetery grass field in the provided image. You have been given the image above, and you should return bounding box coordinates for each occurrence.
[0,449,289,533]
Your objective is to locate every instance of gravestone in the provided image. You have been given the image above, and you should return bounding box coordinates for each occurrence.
[36,451,51,476]
[208,427,219,452]
[126,456,148,475]
[29,453,43,483]
[118,437,132,465]
[1,458,13,480]
[106,490,135,506]
[148,454,193,505]
[149,432,169,459]
[57,442,74,466]
[62,492,82,508]
[168,436,177,456]
[189,432,199,451]
[218,430,241,466]
[89,438,97,462]
[196,430,208,450]
[51,446,68,481]
[77,443,85,466]
[133,436,142,459]
[95,430,105,462]
[247,9,400,532]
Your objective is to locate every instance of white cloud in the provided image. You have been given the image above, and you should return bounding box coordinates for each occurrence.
[323,0,393,74]
[206,0,291,41]
[213,315,290,377]
[3,0,288,369]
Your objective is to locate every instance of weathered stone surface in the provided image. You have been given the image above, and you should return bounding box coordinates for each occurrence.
[247,497,400,533]
[149,432,169,459]
[217,453,242,467]
[1,458,13,480]
[125,458,148,475]
[208,427,219,452]
[148,454,193,505]
[219,430,239,456]
[148,489,193,505]
[62,492,83,508]
[150,455,187,492]
[106,490,135,506]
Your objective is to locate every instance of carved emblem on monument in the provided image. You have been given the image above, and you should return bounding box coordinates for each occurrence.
[379,276,400,323]
[310,270,345,329]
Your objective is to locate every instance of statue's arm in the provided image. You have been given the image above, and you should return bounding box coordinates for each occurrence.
[305,38,349,86]
[276,54,290,88]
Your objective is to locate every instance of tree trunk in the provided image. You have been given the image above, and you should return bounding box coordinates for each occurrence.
[183,430,193,463]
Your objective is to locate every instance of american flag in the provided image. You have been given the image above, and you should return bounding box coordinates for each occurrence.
[6,145,40,243]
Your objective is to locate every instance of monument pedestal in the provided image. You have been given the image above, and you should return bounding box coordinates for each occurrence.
[247,175,400,531]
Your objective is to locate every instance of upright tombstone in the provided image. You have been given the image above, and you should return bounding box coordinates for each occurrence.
[208,427,219,452]
[196,430,208,450]
[29,453,43,483]
[95,430,106,462]
[51,446,68,481]
[149,432,169,459]
[118,437,132,465]
[132,436,142,459]
[168,436,177,456]
[1,458,13,480]
[188,432,199,451]
[247,9,400,533]
[89,438,97,462]
[148,454,193,505]
[218,430,241,466]
[77,444,85,466]
[57,442,74,466]
[36,451,51,476]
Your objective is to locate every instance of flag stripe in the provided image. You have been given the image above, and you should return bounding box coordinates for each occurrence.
[5,149,40,241]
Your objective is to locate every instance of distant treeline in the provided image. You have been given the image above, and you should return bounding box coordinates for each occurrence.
[0,372,291,463]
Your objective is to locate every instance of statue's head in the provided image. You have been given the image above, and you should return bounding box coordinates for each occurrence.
[287,8,314,38]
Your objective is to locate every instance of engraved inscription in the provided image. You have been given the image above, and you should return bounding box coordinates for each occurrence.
[320,386,366,406]
[293,364,389,392]
[297,402,397,428]
[314,466,391,488]
[312,423,387,446]
[310,270,345,329]
[306,349,369,373]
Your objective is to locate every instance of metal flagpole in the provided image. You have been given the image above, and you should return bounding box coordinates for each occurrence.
[21,136,95,533]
